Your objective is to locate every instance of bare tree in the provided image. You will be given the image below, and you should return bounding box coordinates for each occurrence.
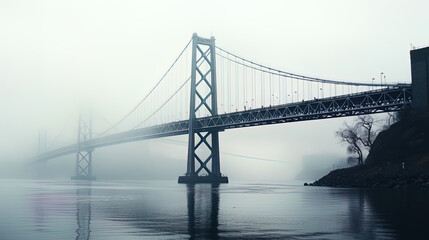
[356,115,377,148]
[337,115,379,165]
[337,123,365,165]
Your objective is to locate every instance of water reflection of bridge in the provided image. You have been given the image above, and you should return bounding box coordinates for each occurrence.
[72,182,221,239]
[75,183,92,240]
[187,184,219,239]
[27,181,429,239]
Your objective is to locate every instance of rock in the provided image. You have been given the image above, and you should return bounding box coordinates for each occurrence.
[304,183,308,186]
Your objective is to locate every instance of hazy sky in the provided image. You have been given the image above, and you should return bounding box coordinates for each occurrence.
[1,0,428,181]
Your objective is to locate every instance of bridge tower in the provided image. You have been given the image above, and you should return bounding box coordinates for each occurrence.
[178,33,228,184]
[71,110,96,180]
[411,46,429,108]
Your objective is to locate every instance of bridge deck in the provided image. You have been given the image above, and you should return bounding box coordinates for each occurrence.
[36,85,411,161]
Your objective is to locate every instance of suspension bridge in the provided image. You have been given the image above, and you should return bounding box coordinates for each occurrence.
[35,33,424,183]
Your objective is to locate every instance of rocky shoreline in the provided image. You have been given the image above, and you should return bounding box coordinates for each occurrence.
[309,165,429,188]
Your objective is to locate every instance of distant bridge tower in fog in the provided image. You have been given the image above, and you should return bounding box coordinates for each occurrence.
[36,33,421,183]
[71,111,95,180]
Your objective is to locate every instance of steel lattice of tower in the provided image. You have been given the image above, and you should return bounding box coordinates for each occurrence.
[71,111,96,180]
[178,33,228,184]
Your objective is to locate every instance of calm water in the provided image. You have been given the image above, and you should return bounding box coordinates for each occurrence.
[0,179,428,240]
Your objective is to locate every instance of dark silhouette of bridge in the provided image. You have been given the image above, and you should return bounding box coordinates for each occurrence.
[35,33,425,183]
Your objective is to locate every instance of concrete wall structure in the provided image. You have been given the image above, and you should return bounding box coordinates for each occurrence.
[411,46,429,108]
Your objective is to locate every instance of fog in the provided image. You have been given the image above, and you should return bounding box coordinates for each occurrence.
[1,0,428,181]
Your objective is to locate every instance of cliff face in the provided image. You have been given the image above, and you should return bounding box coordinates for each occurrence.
[312,109,429,188]
[365,109,429,167]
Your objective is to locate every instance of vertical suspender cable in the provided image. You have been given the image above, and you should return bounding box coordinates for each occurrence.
[261,71,264,107]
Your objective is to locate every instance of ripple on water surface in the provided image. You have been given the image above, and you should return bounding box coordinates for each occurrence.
[0,179,428,239]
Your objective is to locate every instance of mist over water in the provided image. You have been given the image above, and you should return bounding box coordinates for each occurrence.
[1,179,428,240]
[2,1,429,239]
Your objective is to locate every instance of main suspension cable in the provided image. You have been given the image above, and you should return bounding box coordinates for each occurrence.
[216,46,398,87]
[99,38,192,136]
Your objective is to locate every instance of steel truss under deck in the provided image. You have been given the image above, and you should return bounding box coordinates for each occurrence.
[36,85,411,163]
[196,85,412,130]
